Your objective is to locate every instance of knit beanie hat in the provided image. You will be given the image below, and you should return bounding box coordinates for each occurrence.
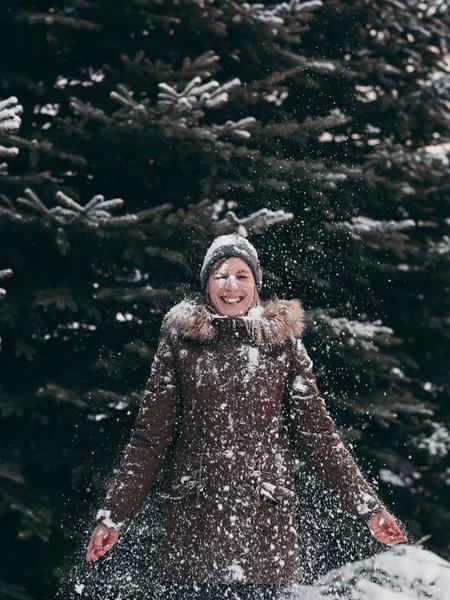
[200,234,262,292]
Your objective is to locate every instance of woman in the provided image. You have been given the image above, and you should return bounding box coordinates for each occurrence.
[86,234,407,599]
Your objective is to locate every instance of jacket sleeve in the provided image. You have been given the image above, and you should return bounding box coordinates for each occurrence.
[97,331,180,531]
[286,337,383,523]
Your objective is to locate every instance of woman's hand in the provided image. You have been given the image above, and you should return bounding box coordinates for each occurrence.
[86,522,120,562]
[367,509,408,545]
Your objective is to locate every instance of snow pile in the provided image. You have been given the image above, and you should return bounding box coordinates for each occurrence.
[284,545,450,600]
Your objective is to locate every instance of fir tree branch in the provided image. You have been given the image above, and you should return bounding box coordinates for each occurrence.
[145,247,189,269]
[214,207,294,236]
[13,189,137,229]
[0,460,25,485]
[257,63,307,87]
[69,97,113,126]
[339,216,416,239]
[96,287,172,302]
[115,50,221,85]
[135,203,173,221]
[0,579,33,600]
[9,500,51,542]
[36,382,87,409]
[16,12,102,31]
[98,76,258,143]
[0,193,14,210]
[7,187,143,232]
[8,135,87,168]
[0,172,52,184]
[211,117,257,139]
[145,13,181,26]
[0,98,53,182]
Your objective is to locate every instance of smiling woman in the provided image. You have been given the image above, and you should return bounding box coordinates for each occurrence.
[86,234,407,600]
[206,257,257,317]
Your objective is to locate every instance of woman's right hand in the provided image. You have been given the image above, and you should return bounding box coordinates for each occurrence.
[86,522,119,562]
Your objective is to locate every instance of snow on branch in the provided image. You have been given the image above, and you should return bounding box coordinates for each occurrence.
[0,269,13,300]
[180,50,221,79]
[214,207,293,237]
[229,0,323,26]
[329,316,394,350]
[0,97,22,297]
[110,84,147,113]
[0,98,75,178]
[412,422,450,459]
[0,97,23,137]
[1,186,172,238]
[373,142,450,176]
[14,188,138,228]
[428,235,450,257]
[390,144,450,173]
[0,96,23,162]
[339,216,416,239]
[421,72,450,100]
[104,76,257,142]
[313,311,397,353]
[67,65,258,145]
[211,117,257,140]
[272,0,324,19]
[408,0,450,17]
[157,76,257,140]
[157,76,242,110]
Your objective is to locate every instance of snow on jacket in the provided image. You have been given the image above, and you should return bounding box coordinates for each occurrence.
[99,297,382,584]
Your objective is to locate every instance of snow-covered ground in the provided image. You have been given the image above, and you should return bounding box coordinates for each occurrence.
[284,546,450,600]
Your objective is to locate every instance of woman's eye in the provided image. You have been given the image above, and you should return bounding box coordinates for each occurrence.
[238,275,248,279]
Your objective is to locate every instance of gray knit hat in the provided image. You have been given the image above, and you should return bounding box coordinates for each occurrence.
[200,234,262,292]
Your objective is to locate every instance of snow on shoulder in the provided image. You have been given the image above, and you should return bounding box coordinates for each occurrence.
[165,298,198,321]
[283,545,450,600]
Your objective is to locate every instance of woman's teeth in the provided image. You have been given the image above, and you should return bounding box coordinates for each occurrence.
[221,297,243,303]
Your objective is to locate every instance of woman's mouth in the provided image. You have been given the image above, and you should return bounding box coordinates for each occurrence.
[220,296,245,304]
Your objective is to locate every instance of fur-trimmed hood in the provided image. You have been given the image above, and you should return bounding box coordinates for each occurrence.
[163,297,304,346]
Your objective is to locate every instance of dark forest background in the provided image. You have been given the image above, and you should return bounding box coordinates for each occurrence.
[0,1,449,599]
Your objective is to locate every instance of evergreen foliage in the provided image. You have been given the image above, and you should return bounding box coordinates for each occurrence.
[0,1,449,598]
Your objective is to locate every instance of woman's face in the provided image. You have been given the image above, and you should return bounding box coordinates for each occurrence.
[206,257,256,317]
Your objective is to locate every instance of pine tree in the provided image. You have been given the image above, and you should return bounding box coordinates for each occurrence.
[0,96,22,303]
[0,1,449,598]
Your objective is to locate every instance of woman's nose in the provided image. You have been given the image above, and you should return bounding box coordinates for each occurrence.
[225,276,238,290]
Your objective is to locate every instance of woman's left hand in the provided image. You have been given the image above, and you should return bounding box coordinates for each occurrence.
[367,509,408,545]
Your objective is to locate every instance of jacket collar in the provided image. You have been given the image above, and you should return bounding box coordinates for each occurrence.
[164,297,304,346]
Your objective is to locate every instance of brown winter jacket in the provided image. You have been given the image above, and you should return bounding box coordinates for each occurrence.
[99,297,382,584]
